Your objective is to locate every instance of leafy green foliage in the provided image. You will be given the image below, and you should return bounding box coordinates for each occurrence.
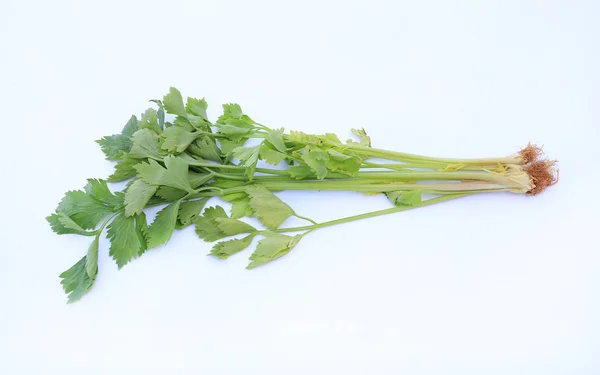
[195,206,256,242]
[288,130,323,145]
[326,149,362,176]
[59,256,95,303]
[134,155,194,193]
[129,128,161,159]
[209,234,255,259]
[220,138,247,157]
[346,128,371,147]
[84,179,123,209]
[386,190,422,206]
[161,126,200,153]
[301,147,329,179]
[107,157,139,182]
[259,142,287,165]
[194,205,228,241]
[139,108,162,134]
[188,136,221,161]
[135,212,149,254]
[107,213,146,268]
[124,179,158,216]
[163,87,187,117]
[247,232,303,269]
[156,186,187,201]
[288,165,314,179]
[188,171,214,188]
[96,115,139,160]
[86,236,100,281]
[245,186,294,229]
[178,198,209,227]
[217,122,253,142]
[47,212,95,236]
[265,128,287,152]
[186,97,209,120]
[233,145,259,179]
[121,115,141,137]
[53,189,114,230]
[146,200,182,249]
[96,134,131,160]
[52,87,478,303]
[221,103,244,118]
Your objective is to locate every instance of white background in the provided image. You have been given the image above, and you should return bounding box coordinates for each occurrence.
[1,0,599,374]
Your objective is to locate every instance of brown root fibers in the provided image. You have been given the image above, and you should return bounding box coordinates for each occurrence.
[519,143,543,164]
[520,144,558,195]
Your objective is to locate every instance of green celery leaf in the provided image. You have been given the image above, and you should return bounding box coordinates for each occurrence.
[217,124,252,142]
[56,190,113,229]
[232,145,259,179]
[146,200,182,249]
[156,186,188,201]
[220,192,248,202]
[386,190,422,206]
[221,103,244,119]
[163,87,187,117]
[194,205,229,242]
[247,232,303,269]
[288,165,314,179]
[124,179,158,216]
[188,171,213,188]
[266,128,287,152]
[220,138,247,157]
[259,141,287,165]
[59,255,95,303]
[214,218,256,236]
[178,198,210,227]
[321,133,342,146]
[230,196,253,219]
[187,114,211,131]
[157,107,165,129]
[96,134,131,160]
[186,97,208,120]
[121,115,140,137]
[84,179,123,209]
[346,128,371,147]
[150,99,163,107]
[129,128,161,159]
[134,155,194,193]
[221,193,254,219]
[161,126,200,153]
[326,149,361,176]
[47,212,96,236]
[187,136,221,161]
[139,108,162,134]
[301,147,329,179]
[223,118,255,129]
[209,234,255,259]
[217,104,256,127]
[106,213,146,268]
[136,212,149,254]
[86,236,100,279]
[172,115,195,131]
[107,156,139,182]
[95,115,139,159]
[288,130,323,145]
[245,186,294,229]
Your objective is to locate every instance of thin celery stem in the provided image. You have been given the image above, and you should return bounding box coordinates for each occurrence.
[270,194,469,234]
[349,146,520,165]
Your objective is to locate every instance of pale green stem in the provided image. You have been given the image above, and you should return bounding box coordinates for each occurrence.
[270,194,468,233]
[349,145,523,165]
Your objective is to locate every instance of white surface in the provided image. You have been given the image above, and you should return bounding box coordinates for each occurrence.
[1,0,599,373]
